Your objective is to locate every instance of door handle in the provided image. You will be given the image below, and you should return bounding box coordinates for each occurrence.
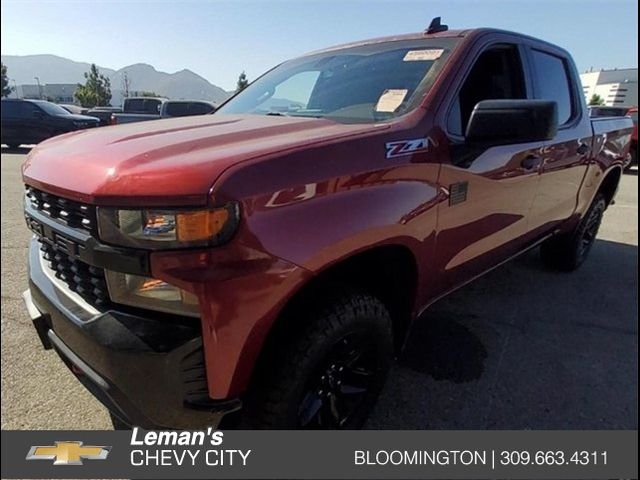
[577,142,590,155]
[521,155,542,170]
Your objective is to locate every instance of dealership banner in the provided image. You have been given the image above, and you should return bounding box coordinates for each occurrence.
[1,430,637,479]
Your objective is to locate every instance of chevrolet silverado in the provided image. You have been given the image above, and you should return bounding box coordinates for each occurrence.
[22,21,632,430]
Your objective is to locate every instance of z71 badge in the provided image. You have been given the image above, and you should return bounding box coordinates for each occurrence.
[385,137,430,159]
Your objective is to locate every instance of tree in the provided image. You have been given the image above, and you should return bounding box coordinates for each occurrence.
[588,94,605,106]
[137,91,160,97]
[236,71,249,92]
[74,64,112,108]
[1,63,13,98]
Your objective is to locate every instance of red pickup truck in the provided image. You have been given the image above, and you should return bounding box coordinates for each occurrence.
[22,22,632,430]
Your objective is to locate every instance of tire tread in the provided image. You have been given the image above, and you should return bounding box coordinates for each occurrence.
[246,285,392,429]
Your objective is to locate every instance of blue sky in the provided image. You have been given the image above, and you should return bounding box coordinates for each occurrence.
[1,0,638,90]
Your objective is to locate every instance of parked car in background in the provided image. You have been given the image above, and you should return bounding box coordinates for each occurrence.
[627,107,637,168]
[110,96,168,124]
[59,104,89,115]
[1,99,99,148]
[86,106,123,127]
[588,105,630,118]
[161,100,216,118]
[110,98,215,125]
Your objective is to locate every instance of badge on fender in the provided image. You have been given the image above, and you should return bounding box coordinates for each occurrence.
[385,137,430,158]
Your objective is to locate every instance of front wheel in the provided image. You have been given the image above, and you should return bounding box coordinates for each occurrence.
[540,193,606,271]
[245,287,393,429]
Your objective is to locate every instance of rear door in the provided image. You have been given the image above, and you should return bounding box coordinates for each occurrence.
[434,37,545,293]
[525,46,592,233]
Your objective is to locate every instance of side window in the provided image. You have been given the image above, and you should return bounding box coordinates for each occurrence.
[165,102,190,117]
[448,45,526,136]
[529,49,573,125]
[19,102,42,118]
[190,102,214,115]
[144,99,161,114]
[124,98,144,112]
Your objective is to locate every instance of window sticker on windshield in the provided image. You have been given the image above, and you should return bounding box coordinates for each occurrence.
[403,49,444,61]
[375,89,408,112]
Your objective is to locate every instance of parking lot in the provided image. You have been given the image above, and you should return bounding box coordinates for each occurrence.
[1,147,637,430]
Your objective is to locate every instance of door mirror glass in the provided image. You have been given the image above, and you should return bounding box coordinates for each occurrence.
[465,99,558,144]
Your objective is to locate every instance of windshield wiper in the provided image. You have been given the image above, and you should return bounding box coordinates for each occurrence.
[265,111,289,117]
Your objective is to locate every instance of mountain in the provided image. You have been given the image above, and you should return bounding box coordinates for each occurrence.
[1,54,232,105]
[1,54,115,84]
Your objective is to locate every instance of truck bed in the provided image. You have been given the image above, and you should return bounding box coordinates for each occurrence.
[591,116,634,166]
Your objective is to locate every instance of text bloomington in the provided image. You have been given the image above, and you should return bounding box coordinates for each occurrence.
[355,449,488,466]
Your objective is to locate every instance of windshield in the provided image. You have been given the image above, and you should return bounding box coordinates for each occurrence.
[36,101,71,116]
[218,38,459,123]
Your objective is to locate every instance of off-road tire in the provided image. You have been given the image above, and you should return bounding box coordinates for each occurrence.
[244,286,393,429]
[540,193,606,271]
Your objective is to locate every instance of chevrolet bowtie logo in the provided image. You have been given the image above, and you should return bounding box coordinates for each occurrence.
[26,441,111,465]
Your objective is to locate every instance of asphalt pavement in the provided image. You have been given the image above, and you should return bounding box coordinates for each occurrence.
[1,147,637,429]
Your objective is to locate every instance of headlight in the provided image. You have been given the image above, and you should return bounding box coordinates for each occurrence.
[97,203,239,249]
[105,270,199,317]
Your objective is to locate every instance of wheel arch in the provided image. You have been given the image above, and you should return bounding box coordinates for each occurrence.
[247,244,419,392]
[597,166,623,207]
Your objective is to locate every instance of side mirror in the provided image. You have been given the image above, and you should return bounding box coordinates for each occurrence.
[32,110,44,119]
[465,99,558,144]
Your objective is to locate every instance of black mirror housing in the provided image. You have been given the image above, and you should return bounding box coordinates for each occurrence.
[465,99,558,144]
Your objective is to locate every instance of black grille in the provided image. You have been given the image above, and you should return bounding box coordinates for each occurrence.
[25,186,96,233]
[39,241,110,308]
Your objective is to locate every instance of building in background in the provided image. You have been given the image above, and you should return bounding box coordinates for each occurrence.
[580,68,637,107]
[12,83,78,103]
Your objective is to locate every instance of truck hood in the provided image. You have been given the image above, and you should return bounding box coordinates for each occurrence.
[22,114,384,206]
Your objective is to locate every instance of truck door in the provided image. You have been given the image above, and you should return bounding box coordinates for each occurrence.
[525,47,592,233]
[1,101,21,144]
[434,42,544,293]
[19,102,50,144]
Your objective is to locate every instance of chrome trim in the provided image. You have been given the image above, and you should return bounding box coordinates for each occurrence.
[38,246,100,316]
[22,289,42,320]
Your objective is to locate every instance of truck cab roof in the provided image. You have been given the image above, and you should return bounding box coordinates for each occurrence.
[307,27,571,59]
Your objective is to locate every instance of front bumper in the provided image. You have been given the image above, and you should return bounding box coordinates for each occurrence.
[24,238,240,429]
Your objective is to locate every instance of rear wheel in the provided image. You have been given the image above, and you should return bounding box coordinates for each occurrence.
[245,286,393,429]
[540,193,606,271]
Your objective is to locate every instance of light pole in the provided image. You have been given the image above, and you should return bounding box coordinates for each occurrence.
[34,76,42,99]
